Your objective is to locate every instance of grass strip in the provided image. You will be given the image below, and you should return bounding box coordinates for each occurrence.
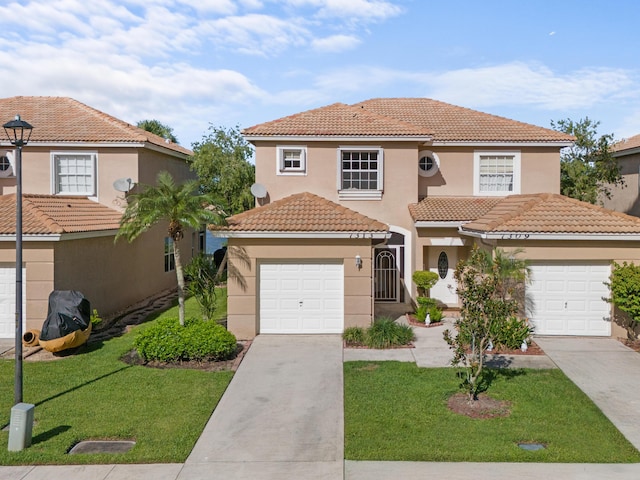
[344,361,640,463]
[0,292,232,465]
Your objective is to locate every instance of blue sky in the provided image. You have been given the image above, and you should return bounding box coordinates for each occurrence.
[0,0,638,148]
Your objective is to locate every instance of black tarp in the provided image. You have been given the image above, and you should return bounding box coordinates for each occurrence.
[39,290,91,341]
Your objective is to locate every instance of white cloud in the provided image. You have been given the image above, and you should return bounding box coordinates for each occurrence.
[311,34,361,52]
[197,14,309,56]
[283,0,403,21]
[425,62,634,110]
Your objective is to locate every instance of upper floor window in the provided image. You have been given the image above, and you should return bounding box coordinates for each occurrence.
[277,146,306,175]
[418,150,440,177]
[52,152,96,196]
[473,151,521,196]
[338,147,384,200]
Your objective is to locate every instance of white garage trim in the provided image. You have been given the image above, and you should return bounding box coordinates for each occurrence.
[259,261,344,334]
[527,261,611,336]
[0,265,26,339]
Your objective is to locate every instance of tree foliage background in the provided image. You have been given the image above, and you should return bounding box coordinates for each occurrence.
[191,125,255,216]
[137,119,178,144]
[552,117,624,204]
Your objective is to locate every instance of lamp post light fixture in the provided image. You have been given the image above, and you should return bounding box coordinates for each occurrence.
[3,115,33,406]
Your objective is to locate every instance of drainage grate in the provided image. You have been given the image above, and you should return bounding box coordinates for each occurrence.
[69,440,135,454]
[518,442,545,451]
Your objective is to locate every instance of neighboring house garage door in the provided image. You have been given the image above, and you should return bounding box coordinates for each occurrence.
[259,262,344,334]
[527,262,611,336]
[0,266,26,339]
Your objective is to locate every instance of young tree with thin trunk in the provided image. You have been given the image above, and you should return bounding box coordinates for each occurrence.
[443,247,529,402]
[116,171,223,326]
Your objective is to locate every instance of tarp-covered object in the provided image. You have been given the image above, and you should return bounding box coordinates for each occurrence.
[39,290,92,352]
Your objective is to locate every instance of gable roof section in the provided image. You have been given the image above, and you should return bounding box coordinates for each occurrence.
[410,196,503,224]
[612,133,640,155]
[213,192,389,238]
[354,98,574,144]
[0,96,192,156]
[242,102,433,140]
[460,193,640,239]
[242,98,574,144]
[0,194,122,236]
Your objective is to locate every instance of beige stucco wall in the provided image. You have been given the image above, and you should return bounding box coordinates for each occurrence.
[53,223,202,320]
[0,242,54,332]
[12,146,193,211]
[225,237,374,339]
[419,146,561,197]
[601,153,640,217]
[255,142,561,214]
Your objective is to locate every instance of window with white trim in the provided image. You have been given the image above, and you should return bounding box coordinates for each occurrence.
[338,147,383,200]
[277,146,306,175]
[52,152,96,195]
[164,237,175,272]
[474,151,521,196]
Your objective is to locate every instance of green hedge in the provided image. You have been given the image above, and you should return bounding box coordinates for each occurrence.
[134,317,237,362]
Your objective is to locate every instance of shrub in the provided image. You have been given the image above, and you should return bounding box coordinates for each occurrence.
[343,327,366,346]
[134,317,237,362]
[185,254,219,321]
[90,309,102,327]
[412,271,439,296]
[428,305,443,323]
[607,261,640,324]
[490,316,532,350]
[366,317,415,349]
[414,297,441,323]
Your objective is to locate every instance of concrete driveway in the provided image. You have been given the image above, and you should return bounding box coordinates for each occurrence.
[535,336,640,451]
[180,334,344,480]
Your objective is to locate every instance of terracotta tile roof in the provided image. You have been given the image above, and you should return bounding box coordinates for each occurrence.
[0,194,122,235]
[410,196,503,222]
[242,98,574,143]
[0,96,192,156]
[612,133,640,153]
[215,192,388,233]
[242,102,433,137]
[354,98,574,143]
[461,193,640,235]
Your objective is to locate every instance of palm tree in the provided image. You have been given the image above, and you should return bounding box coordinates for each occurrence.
[116,171,223,326]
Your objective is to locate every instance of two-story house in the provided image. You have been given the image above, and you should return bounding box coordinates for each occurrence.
[214,98,640,340]
[0,96,201,339]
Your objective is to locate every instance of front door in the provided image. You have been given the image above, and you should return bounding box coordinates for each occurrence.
[374,248,399,302]
[429,247,458,306]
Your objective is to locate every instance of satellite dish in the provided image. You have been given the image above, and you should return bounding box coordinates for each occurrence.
[113,178,134,193]
[250,183,267,199]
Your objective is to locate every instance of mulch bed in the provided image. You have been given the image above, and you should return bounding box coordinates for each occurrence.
[483,341,545,356]
[406,314,446,328]
[447,392,512,419]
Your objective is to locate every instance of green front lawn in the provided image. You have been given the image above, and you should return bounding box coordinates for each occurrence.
[345,361,640,463]
[0,291,232,465]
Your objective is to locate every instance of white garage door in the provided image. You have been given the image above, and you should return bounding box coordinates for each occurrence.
[0,266,26,339]
[528,262,611,336]
[260,263,344,334]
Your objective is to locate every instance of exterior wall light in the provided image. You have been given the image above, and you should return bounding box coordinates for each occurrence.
[355,255,362,269]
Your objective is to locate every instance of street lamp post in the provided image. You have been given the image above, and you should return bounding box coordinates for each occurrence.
[3,115,33,405]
